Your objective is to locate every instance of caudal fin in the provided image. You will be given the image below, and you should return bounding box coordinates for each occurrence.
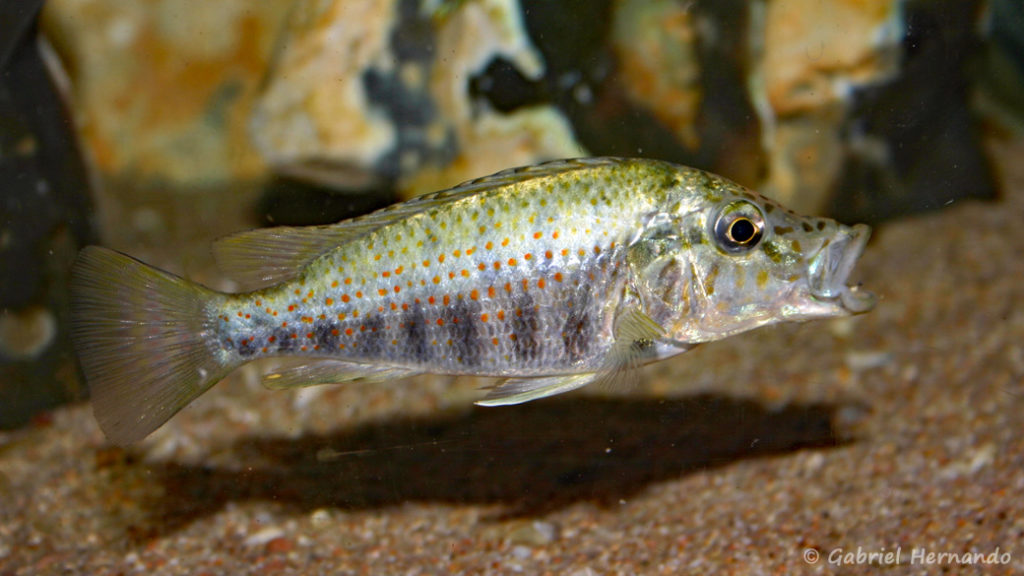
[70,246,234,445]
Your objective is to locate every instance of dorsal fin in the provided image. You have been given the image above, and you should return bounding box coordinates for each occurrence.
[214,158,626,289]
[213,223,373,290]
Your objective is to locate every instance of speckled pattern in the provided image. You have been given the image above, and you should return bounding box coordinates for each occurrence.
[2,140,1023,575]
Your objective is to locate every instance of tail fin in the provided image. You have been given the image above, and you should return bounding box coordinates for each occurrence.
[70,246,234,445]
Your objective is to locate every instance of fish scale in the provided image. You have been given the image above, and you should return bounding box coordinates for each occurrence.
[70,157,875,444]
[216,159,662,375]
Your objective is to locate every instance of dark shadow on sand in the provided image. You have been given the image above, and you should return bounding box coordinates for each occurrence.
[107,394,866,541]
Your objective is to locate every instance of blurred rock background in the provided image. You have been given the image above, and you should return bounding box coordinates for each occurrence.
[1,0,1021,428]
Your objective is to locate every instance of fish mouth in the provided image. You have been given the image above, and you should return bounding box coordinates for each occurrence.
[808,223,876,313]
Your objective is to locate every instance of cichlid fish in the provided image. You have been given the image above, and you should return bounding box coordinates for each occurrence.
[71,158,875,445]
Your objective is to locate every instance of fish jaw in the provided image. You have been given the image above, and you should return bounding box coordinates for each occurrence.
[807,223,876,314]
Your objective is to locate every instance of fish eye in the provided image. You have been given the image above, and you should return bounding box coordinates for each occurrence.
[713,201,765,253]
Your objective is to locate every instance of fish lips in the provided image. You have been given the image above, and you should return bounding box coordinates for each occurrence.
[807,223,876,314]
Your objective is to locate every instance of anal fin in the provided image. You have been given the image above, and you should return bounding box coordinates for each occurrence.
[475,373,598,406]
[262,359,419,390]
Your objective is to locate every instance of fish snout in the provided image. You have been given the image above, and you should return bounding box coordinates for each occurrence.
[807,223,876,313]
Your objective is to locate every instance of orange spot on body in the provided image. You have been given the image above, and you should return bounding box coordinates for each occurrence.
[487,286,496,298]
[533,232,543,239]
[345,328,354,336]
[538,278,546,289]
[508,258,517,266]
[524,253,532,260]
[553,231,560,239]
[394,286,401,293]
[443,294,451,306]
[378,289,388,296]
[497,310,505,321]
[554,272,563,282]
[485,241,493,250]
[332,280,339,288]
[493,261,501,270]
[481,313,489,322]
[436,318,445,326]
[433,276,441,284]
[341,294,350,303]
[325,298,334,306]
[382,271,390,278]
[470,289,479,300]
[461,269,470,277]
[545,250,553,259]
[428,296,436,304]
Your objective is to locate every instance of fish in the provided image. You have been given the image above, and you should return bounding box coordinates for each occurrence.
[70,157,876,445]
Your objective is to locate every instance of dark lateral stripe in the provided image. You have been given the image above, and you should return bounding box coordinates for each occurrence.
[402,305,430,363]
[443,297,480,367]
[510,292,539,364]
[356,314,387,358]
[272,326,296,353]
[314,321,341,351]
[561,284,593,364]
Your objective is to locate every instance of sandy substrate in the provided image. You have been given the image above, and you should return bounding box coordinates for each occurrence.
[2,140,1023,575]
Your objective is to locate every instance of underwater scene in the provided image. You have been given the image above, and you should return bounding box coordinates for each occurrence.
[1,0,1023,573]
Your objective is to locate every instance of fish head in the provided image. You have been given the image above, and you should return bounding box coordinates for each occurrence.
[629,183,875,343]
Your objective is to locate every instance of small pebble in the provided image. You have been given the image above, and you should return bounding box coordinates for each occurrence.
[244,527,285,548]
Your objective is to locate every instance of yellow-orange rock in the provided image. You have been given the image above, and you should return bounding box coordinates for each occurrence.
[42,0,293,186]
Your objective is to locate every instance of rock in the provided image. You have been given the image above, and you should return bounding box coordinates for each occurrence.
[610,0,702,150]
[750,0,903,215]
[41,0,292,185]
[249,0,584,197]
[0,1,96,429]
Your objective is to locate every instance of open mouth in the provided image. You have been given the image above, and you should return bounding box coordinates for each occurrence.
[808,223,876,313]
